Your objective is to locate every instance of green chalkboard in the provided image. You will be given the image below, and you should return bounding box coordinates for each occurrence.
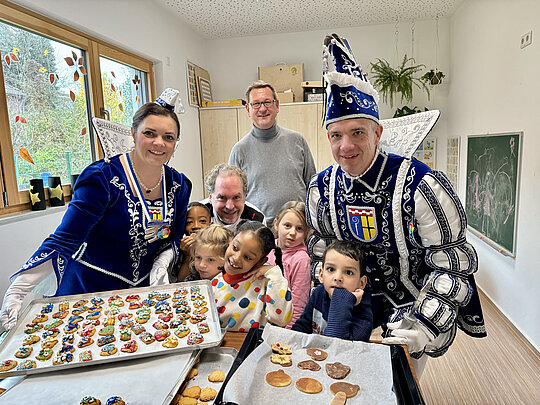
[465,133,521,256]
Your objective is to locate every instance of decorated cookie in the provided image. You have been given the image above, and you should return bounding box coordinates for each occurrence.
[131,323,145,335]
[108,295,122,303]
[154,330,170,341]
[0,360,17,372]
[186,332,204,345]
[68,315,84,324]
[72,305,88,315]
[106,396,125,405]
[104,316,116,326]
[117,313,132,321]
[189,313,206,324]
[91,297,104,306]
[120,339,138,353]
[147,291,160,299]
[128,301,142,310]
[24,323,42,334]
[142,298,155,307]
[83,319,100,328]
[154,301,171,313]
[99,325,115,336]
[36,347,53,361]
[194,307,208,315]
[176,313,190,323]
[44,319,63,330]
[23,334,40,346]
[52,310,69,319]
[270,354,292,367]
[162,335,178,348]
[193,299,207,308]
[295,377,323,394]
[17,359,36,370]
[41,303,53,314]
[79,350,93,362]
[120,329,131,341]
[158,312,173,322]
[64,323,79,334]
[58,301,70,311]
[306,348,328,361]
[41,337,58,349]
[79,325,96,337]
[52,352,74,365]
[59,343,75,354]
[62,334,74,344]
[153,320,169,330]
[100,343,117,356]
[265,369,291,387]
[174,325,191,338]
[97,335,116,346]
[73,299,88,308]
[86,310,101,320]
[175,305,191,314]
[119,318,134,329]
[169,319,184,329]
[140,332,155,345]
[125,294,140,302]
[80,396,100,405]
[42,328,60,338]
[176,287,188,295]
[198,322,210,334]
[157,292,171,301]
[78,336,94,348]
[32,314,48,323]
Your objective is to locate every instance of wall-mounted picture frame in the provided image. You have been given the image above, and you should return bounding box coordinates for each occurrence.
[465,132,522,257]
[198,77,212,104]
[446,136,460,190]
[186,60,199,107]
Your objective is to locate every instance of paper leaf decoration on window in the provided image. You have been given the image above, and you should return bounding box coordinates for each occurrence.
[81,127,87,135]
[9,53,19,61]
[15,115,27,124]
[19,148,35,165]
[64,56,74,66]
[111,84,116,92]
[4,55,10,66]
[79,66,87,75]
[49,73,59,84]
[74,71,80,82]
[70,90,76,102]
[118,103,124,112]
[72,51,77,61]
[111,71,116,79]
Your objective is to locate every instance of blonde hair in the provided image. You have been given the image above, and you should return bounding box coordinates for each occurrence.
[189,224,233,271]
[274,201,309,241]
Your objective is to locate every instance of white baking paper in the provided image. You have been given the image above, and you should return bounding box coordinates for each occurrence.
[222,324,397,405]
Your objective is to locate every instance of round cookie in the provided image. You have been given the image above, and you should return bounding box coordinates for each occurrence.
[199,387,217,402]
[265,369,291,387]
[326,362,351,379]
[306,348,327,361]
[106,396,125,405]
[295,377,323,394]
[330,381,361,398]
[297,359,321,371]
[270,354,292,367]
[208,370,225,382]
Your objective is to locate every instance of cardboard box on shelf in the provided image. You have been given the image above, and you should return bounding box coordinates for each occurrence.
[301,81,323,88]
[201,99,246,107]
[258,63,304,102]
[277,92,294,103]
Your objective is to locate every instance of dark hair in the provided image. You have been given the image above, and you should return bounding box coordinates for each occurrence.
[187,201,211,217]
[132,102,180,138]
[322,240,365,276]
[236,220,283,271]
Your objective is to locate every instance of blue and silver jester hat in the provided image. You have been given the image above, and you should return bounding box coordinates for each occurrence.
[155,88,185,114]
[323,34,379,128]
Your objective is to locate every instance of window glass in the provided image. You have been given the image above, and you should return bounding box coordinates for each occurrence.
[0,21,93,190]
[100,56,149,126]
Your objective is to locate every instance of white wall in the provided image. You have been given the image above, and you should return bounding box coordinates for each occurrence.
[449,0,540,350]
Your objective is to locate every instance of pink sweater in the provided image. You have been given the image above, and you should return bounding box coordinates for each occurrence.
[268,242,311,328]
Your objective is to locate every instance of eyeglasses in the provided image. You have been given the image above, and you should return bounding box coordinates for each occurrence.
[249,100,275,109]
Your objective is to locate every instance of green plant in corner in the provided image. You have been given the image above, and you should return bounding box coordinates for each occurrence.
[393,106,429,118]
[421,69,446,85]
[370,55,430,107]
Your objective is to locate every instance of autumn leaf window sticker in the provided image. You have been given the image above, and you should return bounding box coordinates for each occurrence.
[3,47,19,66]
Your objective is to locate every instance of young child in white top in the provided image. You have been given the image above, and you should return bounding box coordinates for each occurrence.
[267,201,311,329]
[211,220,293,331]
[184,224,233,281]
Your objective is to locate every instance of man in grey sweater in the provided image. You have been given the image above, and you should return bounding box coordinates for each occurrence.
[228,80,316,224]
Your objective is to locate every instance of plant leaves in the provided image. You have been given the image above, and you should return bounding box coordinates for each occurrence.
[73,70,79,82]
[19,148,35,165]
[70,90,76,102]
[64,57,74,66]
[79,66,87,75]
[9,53,19,61]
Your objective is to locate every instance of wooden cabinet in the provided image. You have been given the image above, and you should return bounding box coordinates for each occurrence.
[198,102,333,179]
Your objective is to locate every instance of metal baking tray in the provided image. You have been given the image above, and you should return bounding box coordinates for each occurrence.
[0,347,199,404]
[174,347,238,405]
[0,280,222,377]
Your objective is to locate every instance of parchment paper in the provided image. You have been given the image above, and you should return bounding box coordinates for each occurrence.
[223,324,397,405]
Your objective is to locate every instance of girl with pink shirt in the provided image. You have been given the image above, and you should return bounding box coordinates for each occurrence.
[267,201,311,328]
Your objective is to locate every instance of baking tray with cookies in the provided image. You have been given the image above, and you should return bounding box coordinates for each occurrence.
[214,324,425,405]
[0,280,222,378]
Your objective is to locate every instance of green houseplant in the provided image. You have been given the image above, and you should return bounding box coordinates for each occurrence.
[421,69,445,85]
[370,55,430,107]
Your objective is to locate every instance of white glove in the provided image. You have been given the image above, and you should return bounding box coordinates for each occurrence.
[150,248,174,286]
[0,262,52,331]
[382,316,435,356]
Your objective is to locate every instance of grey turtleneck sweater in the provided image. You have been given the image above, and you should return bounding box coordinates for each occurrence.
[228,123,316,224]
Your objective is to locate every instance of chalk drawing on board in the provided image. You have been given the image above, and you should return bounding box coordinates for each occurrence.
[465,132,521,256]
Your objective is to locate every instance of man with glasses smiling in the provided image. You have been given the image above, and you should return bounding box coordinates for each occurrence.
[229,80,316,225]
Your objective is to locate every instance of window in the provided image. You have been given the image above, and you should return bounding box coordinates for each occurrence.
[0,2,155,213]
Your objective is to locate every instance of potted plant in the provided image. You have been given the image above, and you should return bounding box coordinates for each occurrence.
[393,105,429,118]
[370,55,430,107]
[421,69,445,85]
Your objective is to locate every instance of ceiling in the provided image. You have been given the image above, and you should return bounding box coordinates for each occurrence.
[156,0,465,39]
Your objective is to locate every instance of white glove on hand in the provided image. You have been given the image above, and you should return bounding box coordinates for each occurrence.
[0,263,52,331]
[150,248,174,286]
[382,316,435,356]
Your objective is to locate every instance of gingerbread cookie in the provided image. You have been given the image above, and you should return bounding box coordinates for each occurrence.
[265,369,291,387]
[297,359,321,371]
[330,381,361,398]
[326,362,351,379]
[270,354,292,367]
[295,377,323,394]
[208,370,225,382]
[306,348,327,361]
[271,342,292,355]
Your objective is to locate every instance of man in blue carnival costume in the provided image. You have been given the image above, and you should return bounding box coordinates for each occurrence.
[306,34,486,376]
[0,89,191,331]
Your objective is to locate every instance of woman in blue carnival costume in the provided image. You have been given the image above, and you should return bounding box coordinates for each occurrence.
[0,89,191,331]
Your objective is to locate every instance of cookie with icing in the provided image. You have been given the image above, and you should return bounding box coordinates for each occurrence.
[0,360,17,371]
[306,348,327,361]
